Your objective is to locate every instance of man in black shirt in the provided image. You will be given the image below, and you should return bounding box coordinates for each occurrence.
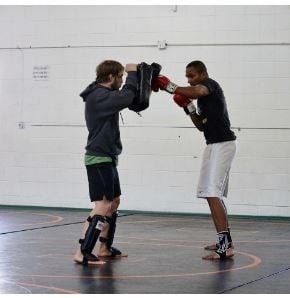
[153,61,237,260]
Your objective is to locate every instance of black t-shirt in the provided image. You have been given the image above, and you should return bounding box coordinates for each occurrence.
[197,78,236,144]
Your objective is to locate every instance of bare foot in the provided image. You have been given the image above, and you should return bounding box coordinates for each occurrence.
[98,247,128,258]
[73,251,105,265]
[202,248,234,260]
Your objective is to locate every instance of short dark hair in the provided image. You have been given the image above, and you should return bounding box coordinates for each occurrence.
[96,60,124,83]
[186,60,208,77]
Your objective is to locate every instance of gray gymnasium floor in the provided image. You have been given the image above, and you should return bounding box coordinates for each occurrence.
[0,206,290,294]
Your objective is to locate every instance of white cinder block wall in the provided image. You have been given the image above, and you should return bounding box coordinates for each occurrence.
[0,5,289,216]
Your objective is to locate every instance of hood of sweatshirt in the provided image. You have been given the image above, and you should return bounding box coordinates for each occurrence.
[79,81,98,102]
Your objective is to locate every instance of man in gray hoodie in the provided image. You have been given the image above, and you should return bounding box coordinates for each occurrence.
[74,60,138,265]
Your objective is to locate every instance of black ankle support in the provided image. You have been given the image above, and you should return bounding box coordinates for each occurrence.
[227,227,233,243]
[215,231,230,258]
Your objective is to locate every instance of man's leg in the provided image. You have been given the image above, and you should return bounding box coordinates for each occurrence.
[220,198,233,246]
[98,196,128,257]
[204,197,233,250]
[74,198,112,265]
[207,197,228,231]
[202,197,234,260]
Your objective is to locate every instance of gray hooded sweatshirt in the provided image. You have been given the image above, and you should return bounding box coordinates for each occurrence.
[80,72,138,161]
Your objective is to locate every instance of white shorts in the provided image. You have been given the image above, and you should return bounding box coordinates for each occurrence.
[197,140,236,199]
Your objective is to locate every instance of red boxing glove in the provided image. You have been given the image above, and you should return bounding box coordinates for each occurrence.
[173,94,190,107]
[173,94,196,115]
[153,75,178,94]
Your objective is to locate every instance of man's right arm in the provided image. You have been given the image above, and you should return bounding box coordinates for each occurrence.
[122,64,138,97]
[104,65,138,113]
[173,94,204,131]
[188,113,205,132]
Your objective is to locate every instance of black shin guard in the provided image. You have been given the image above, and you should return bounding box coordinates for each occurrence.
[106,211,118,250]
[99,212,122,256]
[216,231,230,259]
[128,62,161,113]
[79,215,106,263]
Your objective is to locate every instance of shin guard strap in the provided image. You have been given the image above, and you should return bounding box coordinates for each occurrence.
[99,237,108,243]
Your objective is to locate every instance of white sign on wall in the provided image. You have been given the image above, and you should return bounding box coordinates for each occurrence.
[32,65,49,81]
